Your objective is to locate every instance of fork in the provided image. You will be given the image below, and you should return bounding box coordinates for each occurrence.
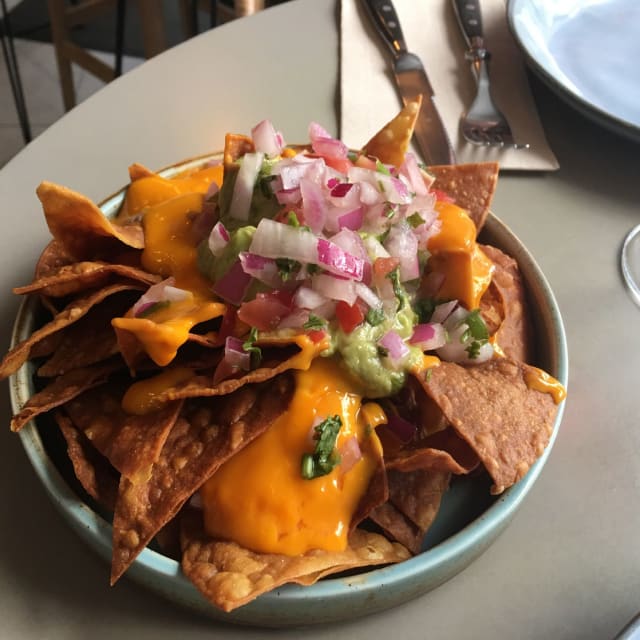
[452,0,529,149]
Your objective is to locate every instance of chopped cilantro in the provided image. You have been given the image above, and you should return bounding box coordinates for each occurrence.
[366,307,385,326]
[242,327,262,367]
[413,298,436,323]
[303,314,326,331]
[137,300,171,318]
[464,309,489,340]
[275,257,301,281]
[376,159,391,176]
[466,340,482,359]
[386,267,405,310]
[407,212,424,228]
[384,203,397,219]
[306,263,321,275]
[301,415,342,479]
[287,211,301,227]
[377,345,390,358]
[259,174,278,197]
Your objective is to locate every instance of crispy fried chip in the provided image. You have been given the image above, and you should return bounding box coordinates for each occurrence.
[385,427,480,475]
[180,508,410,612]
[224,134,255,167]
[481,244,534,363]
[0,283,142,379]
[110,374,295,584]
[55,411,119,511]
[36,181,144,259]
[428,162,499,231]
[128,163,155,181]
[34,240,75,280]
[14,261,160,299]
[361,96,422,167]
[64,380,182,482]
[37,291,140,377]
[127,334,326,409]
[419,359,559,494]
[10,359,124,432]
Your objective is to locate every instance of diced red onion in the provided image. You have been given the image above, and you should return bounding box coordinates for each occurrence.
[339,436,362,474]
[312,273,357,305]
[383,223,419,281]
[251,119,285,157]
[443,305,468,331]
[409,323,447,351]
[208,221,229,256]
[316,238,364,281]
[224,336,251,371]
[238,252,286,289]
[131,277,191,317]
[204,181,219,200]
[229,152,264,220]
[293,285,328,310]
[337,207,364,231]
[399,152,429,197]
[213,259,252,305]
[376,174,412,205]
[249,218,318,262]
[354,281,382,310]
[378,330,410,362]
[275,187,301,205]
[299,177,327,234]
[308,122,349,159]
[430,300,458,324]
[277,308,310,329]
[386,413,416,444]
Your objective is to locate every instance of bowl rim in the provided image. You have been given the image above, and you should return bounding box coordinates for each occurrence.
[8,154,569,625]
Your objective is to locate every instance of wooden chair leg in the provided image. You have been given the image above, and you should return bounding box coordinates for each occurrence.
[47,0,76,110]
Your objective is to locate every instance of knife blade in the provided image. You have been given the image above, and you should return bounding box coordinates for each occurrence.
[361,0,456,165]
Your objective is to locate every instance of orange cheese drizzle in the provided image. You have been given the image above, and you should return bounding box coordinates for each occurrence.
[112,168,225,367]
[200,357,385,556]
[524,366,567,404]
[427,201,494,310]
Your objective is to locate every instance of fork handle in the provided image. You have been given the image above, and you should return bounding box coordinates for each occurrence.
[361,0,408,59]
[451,0,484,48]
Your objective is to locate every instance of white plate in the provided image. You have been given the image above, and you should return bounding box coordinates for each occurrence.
[507,0,640,140]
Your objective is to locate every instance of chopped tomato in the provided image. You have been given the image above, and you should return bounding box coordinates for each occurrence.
[373,257,400,279]
[237,290,292,331]
[335,301,365,334]
[323,155,353,175]
[431,188,455,203]
[307,329,328,343]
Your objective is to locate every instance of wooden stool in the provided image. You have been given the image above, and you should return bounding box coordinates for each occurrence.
[47,0,167,111]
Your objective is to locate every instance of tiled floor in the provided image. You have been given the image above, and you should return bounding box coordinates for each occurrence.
[1,38,142,167]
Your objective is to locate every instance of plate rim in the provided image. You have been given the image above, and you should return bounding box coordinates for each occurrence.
[507,0,640,142]
[8,155,569,626]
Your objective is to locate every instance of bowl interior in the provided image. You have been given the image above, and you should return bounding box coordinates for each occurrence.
[9,155,568,626]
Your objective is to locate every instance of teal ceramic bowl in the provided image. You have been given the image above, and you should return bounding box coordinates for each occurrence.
[9,157,568,627]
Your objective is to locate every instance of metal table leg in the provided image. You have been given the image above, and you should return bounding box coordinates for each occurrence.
[0,0,32,144]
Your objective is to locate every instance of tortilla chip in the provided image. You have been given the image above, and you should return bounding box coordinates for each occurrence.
[180,508,410,612]
[370,468,450,555]
[37,291,139,377]
[428,162,499,231]
[361,96,422,167]
[55,411,119,511]
[125,334,326,410]
[385,427,480,475]
[14,261,160,299]
[479,281,505,336]
[64,380,182,482]
[480,244,534,363]
[224,134,255,167]
[36,181,144,260]
[110,373,295,584]
[10,359,124,432]
[34,240,75,281]
[128,163,155,181]
[419,358,559,494]
[0,283,143,379]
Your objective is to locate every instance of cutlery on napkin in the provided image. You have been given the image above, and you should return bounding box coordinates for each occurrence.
[340,0,559,170]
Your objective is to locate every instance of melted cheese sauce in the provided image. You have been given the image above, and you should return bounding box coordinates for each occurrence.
[427,201,494,309]
[524,366,567,404]
[112,168,226,366]
[118,165,223,219]
[200,357,385,556]
[122,366,195,415]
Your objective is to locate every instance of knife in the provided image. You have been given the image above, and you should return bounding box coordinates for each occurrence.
[361,0,456,165]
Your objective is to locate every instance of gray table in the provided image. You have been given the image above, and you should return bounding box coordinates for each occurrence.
[1,1,639,638]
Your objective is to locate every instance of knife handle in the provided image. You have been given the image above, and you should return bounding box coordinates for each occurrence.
[361,0,408,58]
[451,0,484,47]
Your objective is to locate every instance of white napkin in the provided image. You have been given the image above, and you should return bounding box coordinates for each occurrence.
[340,0,558,170]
